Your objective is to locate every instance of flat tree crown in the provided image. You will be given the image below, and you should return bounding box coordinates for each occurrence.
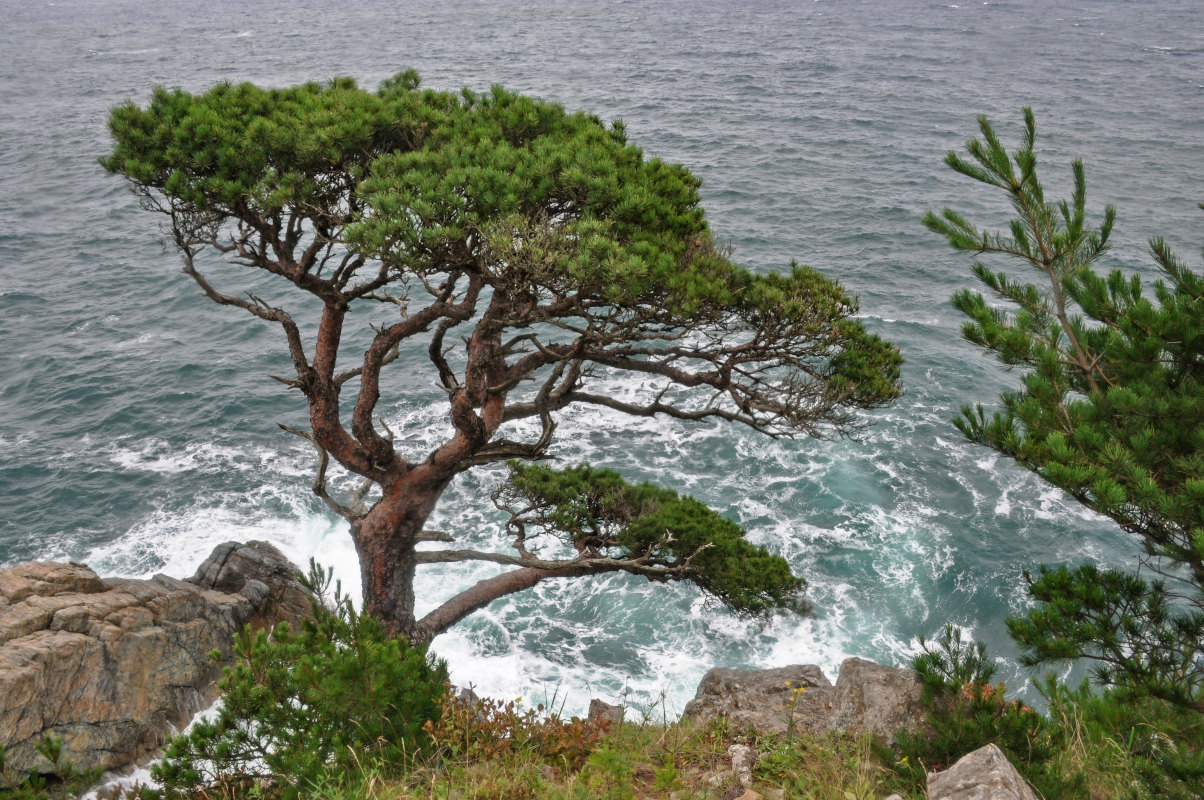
[102,73,900,427]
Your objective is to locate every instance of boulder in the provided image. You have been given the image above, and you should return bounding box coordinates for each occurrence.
[830,657,928,744]
[0,541,309,775]
[927,743,1039,800]
[682,657,925,745]
[682,664,833,736]
[587,698,625,727]
[188,540,311,630]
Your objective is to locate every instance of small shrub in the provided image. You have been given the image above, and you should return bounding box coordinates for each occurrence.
[424,692,608,771]
[0,735,98,799]
[152,561,448,799]
[889,625,1076,798]
[578,744,635,800]
[1042,677,1204,800]
[652,755,680,791]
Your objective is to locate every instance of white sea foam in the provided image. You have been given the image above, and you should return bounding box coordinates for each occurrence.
[80,700,225,800]
[83,491,356,594]
[74,366,1074,722]
[106,439,255,474]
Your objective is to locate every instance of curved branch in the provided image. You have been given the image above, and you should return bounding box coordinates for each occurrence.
[334,339,400,387]
[278,423,358,521]
[565,390,775,434]
[351,274,481,457]
[178,244,312,387]
[416,530,455,543]
[415,548,680,574]
[413,554,688,643]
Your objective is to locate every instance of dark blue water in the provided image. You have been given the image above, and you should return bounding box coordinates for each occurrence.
[2,0,1202,712]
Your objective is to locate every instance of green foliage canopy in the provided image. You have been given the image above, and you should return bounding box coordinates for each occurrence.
[496,462,806,616]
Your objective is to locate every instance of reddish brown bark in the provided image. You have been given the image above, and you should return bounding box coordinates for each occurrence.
[349,467,449,641]
[412,563,621,645]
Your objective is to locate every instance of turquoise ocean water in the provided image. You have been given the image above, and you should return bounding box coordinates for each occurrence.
[1,0,1202,713]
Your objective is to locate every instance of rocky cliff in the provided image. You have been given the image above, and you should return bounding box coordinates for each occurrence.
[0,541,309,775]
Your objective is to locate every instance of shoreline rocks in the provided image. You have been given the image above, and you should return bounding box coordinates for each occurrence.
[0,541,309,775]
[4,544,1029,800]
[681,665,1041,800]
[682,656,928,745]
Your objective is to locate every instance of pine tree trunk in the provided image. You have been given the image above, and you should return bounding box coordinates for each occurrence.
[350,478,442,643]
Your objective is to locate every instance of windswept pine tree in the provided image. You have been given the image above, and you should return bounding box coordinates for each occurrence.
[102,72,902,643]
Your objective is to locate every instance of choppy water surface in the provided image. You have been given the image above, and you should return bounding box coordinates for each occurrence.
[2,0,1202,712]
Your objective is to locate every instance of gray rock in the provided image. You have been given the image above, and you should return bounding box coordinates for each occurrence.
[188,540,310,630]
[927,743,1039,800]
[727,743,757,788]
[587,698,625,727]
[831,657,928,744]
[0,541,309,775]
[682,658,926,745]
[683,664,834,736]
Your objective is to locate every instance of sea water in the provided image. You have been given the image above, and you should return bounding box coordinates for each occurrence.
[1,0,1202,714]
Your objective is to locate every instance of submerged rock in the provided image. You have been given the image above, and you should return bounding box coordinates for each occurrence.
[682,657,926,744]
[0,541,309,775]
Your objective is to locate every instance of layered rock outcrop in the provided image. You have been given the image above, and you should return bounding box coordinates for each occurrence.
[0,541,309,775]
[682,657,927,745]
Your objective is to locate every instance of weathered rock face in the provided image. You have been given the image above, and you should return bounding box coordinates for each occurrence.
[682,664,834,737]
[188,540,312,631]
[0,541,309,775]
[682,657,926,745]
[829,657,929,743]
[927,743,1039,800]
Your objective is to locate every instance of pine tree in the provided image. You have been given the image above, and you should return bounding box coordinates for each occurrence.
[924,109,1204,712]
[101,72,901,642]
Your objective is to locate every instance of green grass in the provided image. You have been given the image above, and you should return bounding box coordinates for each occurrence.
[6,683,1201,800]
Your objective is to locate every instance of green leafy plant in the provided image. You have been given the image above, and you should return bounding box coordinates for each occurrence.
[0,736,95,800]
[579,744,636,800]
[1040,676,1204,800]
[651,755,680,791]
[497,462,808,617]
[151,561,448,799]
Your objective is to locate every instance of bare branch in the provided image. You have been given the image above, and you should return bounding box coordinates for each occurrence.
[416,530,455,543]
[278,423,358,521]
[566,390,774,434]
[412,525,717,642]
[176,243,313,389]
